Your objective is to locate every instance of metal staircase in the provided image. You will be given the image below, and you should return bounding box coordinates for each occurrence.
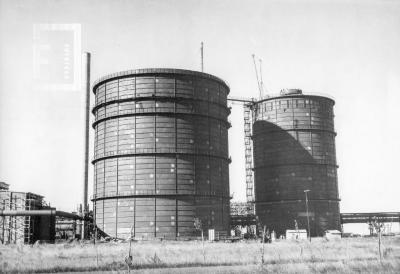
[243,103,255,213]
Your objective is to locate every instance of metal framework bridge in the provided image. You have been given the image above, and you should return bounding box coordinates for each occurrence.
[230,211,400,228]
[340,212,400,224]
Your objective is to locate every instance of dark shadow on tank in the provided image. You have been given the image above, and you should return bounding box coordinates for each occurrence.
[252,120,337,237]
[252,120,317,168]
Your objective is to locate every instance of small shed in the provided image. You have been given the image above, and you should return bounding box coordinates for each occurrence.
[286,229,307,240]
[325,230,342,240]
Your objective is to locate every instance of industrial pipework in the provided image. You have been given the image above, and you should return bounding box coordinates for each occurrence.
[0,209,83,219]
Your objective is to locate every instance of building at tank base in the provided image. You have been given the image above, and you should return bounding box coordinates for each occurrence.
[252,89,340,237]
[92,68,231,240]
[0,182,55,244]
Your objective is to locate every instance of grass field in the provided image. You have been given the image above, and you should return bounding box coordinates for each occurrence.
[0,237,400,273]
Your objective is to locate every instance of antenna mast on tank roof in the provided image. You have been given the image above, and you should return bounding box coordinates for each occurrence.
[201,42,204,72]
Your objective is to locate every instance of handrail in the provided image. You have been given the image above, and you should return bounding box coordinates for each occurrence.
[93,106,229,123]
[92,147,230,162]
[92,95,229,113]
[92,68,230,91]
[259,92,335,102]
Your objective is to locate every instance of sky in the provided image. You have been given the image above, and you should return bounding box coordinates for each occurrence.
[0,0,399,232]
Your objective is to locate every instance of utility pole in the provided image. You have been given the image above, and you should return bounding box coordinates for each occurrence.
[201,42,204,72]
[304,190,311,242]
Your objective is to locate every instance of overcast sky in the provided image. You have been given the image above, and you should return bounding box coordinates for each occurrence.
[1,0,399,231]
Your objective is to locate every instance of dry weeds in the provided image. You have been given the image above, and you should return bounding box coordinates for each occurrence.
[0,237,399,273]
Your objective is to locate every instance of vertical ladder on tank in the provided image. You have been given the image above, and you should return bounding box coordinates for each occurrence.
[243,103,255,214]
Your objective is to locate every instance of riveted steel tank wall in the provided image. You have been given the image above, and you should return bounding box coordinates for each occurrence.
[92,69,230,239]
[253,95,340,236]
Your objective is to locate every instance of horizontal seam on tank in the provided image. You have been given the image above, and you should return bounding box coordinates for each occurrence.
[92,96,230,114]
[253,163,339,168]
[91,152,231,164]
[91,193,232,201]
[252,128,337,135]
[255,198,341,204]
[92,71,230,92]
[92,112,231,128]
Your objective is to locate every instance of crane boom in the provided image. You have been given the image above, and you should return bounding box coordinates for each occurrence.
[259,58,265,98]
[227,96,255,103]
[252,54,262,99]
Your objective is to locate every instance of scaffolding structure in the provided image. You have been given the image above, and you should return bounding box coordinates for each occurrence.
[226,97,256,214]
[55,216,77,240]
[230,202,255,216]
[230,202,258,237]
[0,190,44,244]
